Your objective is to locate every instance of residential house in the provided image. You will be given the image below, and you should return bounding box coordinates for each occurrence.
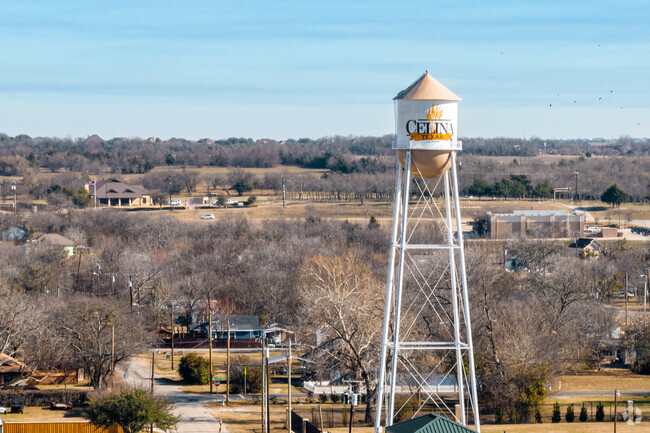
[569,238,606,257]
[88,178,151,207]
[191,315,264,341]
[0,353,77,385]
[0,354,27,385]
[32,233,76,257]
[0,225,28,241]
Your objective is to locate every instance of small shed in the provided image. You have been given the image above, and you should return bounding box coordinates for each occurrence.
[386,414,475,433]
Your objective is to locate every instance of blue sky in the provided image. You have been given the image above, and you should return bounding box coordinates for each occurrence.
[1,1,649,140]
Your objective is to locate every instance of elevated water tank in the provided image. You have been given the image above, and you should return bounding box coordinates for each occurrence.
[393,71,461,178]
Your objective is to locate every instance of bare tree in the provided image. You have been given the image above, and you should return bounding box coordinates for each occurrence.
[297,252,382,422]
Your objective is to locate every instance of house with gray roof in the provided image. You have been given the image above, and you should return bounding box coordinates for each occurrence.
[88,178,151,207]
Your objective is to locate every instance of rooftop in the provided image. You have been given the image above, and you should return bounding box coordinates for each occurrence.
[394,71,461,102]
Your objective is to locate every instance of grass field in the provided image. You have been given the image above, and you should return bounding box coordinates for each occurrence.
[552,372,650,393]
[0,406,85,422]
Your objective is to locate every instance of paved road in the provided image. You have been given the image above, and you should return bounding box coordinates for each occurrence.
[120,358,227,433]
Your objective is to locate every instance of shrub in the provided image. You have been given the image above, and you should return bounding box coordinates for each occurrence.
[596,402,605,421]
[178,353,210,385]
[509,407,517,424]
[565,404,575,423]
[330,393,340,403]
[535,407,542,423]
[579,404,588,422]
[84,389,178,433]
[552,402,561,423]
[495,407,505,424]
[394,397,417,423]
[319,394,328,403]
[229,356,262,393]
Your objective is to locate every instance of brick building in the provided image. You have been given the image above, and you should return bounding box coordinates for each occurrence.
[487,210,584,239]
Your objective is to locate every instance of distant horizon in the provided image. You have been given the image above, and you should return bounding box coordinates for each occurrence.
[2,1,649,140]
[2,130,646,143]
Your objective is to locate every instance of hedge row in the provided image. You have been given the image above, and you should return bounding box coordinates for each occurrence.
[0,389,89,407]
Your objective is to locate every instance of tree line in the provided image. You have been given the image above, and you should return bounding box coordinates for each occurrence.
[2,208,649,423]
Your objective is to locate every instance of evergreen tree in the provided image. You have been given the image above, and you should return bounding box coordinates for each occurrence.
[579,404,588,422]
[596,402,605,421]
[565,404,575,423]
[601,184,627,207]
[552,402,561,423]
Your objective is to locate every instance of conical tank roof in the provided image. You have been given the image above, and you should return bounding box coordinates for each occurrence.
[393,70,461,101]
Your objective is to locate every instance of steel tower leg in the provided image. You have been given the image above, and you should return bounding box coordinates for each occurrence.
[374,158,404,433]
[451,151,481,432]
[375,151,480,432]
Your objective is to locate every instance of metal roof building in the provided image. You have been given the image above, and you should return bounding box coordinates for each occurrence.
[386,414,475,433]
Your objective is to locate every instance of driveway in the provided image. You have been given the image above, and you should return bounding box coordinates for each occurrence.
[120,358,227,433]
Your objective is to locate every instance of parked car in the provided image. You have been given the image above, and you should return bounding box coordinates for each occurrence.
[632,227,650,235]
[200,214,215,220]
[586,226,601,233]
[168,199,182,206]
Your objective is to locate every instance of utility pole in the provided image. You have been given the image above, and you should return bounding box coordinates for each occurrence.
[641,272,648,325]
[129,277,133,314]
[111,323,115,376]
[170,303,175,371]
[261,338,266,433]
[266,337,270,433]
[287,339,292,433]
[574,171,579,202]
[625,272,628,326]
[226,319,231,406]
[151,351,155,394]
[209,301,213,394]
[343,380,362,433]
[282,175,286,208]
[614,390,619,433]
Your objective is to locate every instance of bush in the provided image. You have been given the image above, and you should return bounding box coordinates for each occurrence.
[552,402,561,423]
[535,407,542,423]
[0,389,88,407]
[319,394,328,403]
[394,397,418,423]
[509,407,517,424]
[330,393,340,403]
[495,407,505,424]
[84,389,178,433]
[229,356,262,393]
[596,402,605,421]
[565,404,575,423]
[178,353,210,385]
[579,404,588,422]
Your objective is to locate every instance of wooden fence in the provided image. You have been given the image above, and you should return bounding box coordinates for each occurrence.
[2,421,123,433]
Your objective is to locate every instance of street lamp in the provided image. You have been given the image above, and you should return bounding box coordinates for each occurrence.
[11,182,16,215]
[96,264,101,297]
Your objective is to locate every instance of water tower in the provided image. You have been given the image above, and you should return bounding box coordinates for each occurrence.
[374,71,480,432]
